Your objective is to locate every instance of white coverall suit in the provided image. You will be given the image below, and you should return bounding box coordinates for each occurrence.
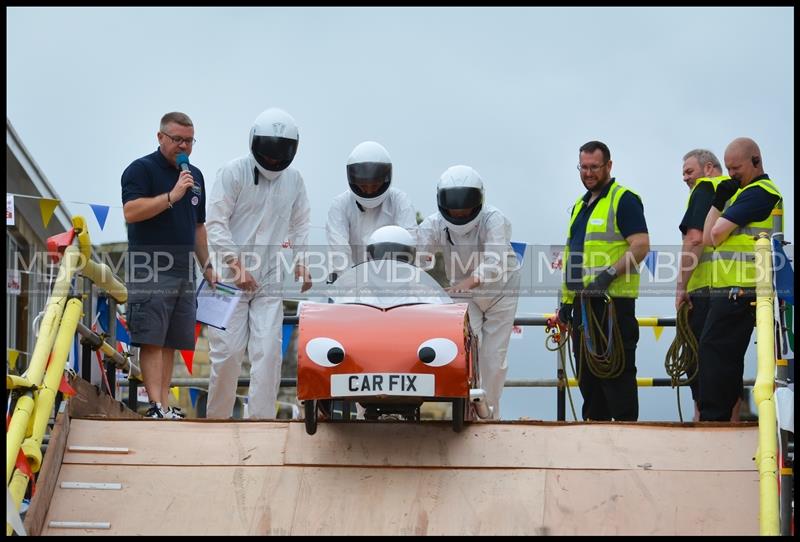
[326,187,417,275]
[205,155,310,418]
[417,205,520,419]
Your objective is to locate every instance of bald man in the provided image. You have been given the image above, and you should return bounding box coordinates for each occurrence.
[697,137,783,421]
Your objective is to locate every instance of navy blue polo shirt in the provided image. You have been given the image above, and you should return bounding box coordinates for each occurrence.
[566,178,648,291]
[121,148,206,277]
[679,181,715,235]
[721,174,781,226]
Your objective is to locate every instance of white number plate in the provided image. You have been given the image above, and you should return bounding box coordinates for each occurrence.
[330,373,434,397]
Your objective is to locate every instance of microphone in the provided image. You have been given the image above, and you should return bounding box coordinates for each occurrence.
[177,153,202,196]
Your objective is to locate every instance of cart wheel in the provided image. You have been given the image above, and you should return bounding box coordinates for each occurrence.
[451,398,465,433]
[304,400,317,435]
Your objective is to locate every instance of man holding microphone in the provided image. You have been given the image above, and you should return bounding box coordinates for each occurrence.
[122,111,217,419]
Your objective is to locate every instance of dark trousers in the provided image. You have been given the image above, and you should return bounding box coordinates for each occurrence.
[687,288,711,401]
[572,297,639,421]
[697,290,756,421]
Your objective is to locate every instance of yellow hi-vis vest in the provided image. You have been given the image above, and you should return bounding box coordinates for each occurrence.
[710,177,783,289]
[561,182,641,304]
[686,175,729,293]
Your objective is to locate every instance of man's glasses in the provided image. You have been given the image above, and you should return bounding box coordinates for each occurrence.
[161,132,196,146]
[577,162,607,173]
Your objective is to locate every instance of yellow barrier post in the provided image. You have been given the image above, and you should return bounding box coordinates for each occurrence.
[21,299,83,474]
[753,234,779,535]
[5,245,82,483]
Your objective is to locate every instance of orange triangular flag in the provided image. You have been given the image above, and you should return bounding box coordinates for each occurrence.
[39,198,59,228]
[59,374,77,397]
[653,326,664,341]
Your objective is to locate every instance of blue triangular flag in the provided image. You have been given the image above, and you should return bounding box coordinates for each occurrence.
[644,250,657,277]
[72,334,80,372]
[510,241,527,265]
[89,204,110,231]
[281,324,295,358]
[96,297,131,344]
[772,238,794,305]
[189,388,199,408]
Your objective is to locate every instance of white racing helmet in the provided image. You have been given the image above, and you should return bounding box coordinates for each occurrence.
[346,141,392,209]
[366,225,416,263]
[249,108,299,178]
[437,165,485,235]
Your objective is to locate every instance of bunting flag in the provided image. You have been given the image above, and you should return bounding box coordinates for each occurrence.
[8,349,20,371]
[772,237,794,305]
[15,448,35,496]
[510,241,527,265]
[643,250,658,277]
[58,374,77,397]
[171,386,180,401]
[96,297,131,344]
[652,326,664,341]
[89,203,110,231]
[281,324,295,358]
[72,335,80,372]
[189,388,199,408]
[179,322,203,375]
[38,198,59,228]
[179,349,193,375]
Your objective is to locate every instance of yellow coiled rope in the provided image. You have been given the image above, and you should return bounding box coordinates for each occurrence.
[578,293,626,380]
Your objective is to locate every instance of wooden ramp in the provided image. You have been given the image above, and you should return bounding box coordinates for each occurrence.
[37,418,758,535]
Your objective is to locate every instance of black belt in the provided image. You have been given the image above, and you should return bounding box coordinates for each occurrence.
[709,287,756,300]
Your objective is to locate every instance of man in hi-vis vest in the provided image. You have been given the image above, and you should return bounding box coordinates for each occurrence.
[557,141,650,421]
[676,148,740,421]
[699,137,783,421]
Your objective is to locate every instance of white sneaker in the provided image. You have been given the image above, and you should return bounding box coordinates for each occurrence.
[145,402,166,419]
[164,406,186,419]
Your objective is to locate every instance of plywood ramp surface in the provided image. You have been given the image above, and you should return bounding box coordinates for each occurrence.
[41,419,759,535]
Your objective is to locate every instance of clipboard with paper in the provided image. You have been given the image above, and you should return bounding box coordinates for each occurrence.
[195,279,242,330]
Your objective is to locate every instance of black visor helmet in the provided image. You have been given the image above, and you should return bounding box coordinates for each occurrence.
[436,165,485,233]
[346,141,392,208]
[366,225,416,263]
[249,108,299,173]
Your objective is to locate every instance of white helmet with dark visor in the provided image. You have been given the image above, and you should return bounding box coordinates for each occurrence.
[366,225,416,263]
[346,141,392,209]
[249,108,299,176]
[437,165,485,234]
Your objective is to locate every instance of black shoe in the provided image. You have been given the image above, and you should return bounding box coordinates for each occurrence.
[145,402,165,419]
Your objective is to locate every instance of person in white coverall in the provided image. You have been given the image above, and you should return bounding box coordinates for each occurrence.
[417,165,520,420]
[205,108,312,419]
[326,141,417,282]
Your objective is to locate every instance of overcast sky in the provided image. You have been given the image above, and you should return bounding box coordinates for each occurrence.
[7,7,794,420]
